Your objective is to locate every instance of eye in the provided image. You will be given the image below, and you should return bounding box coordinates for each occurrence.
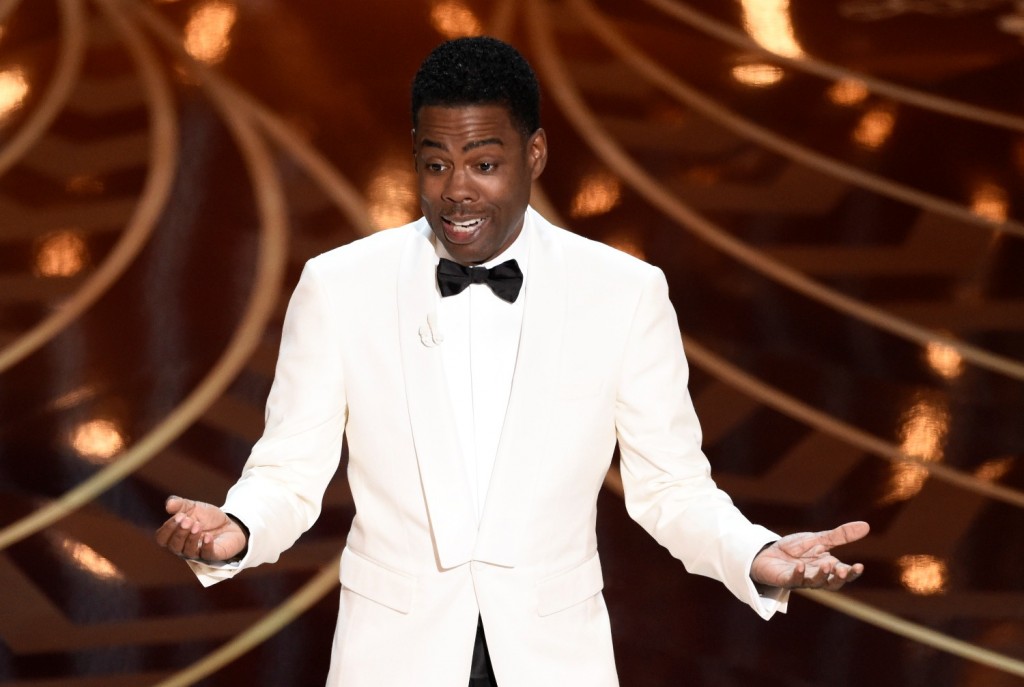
[477,162,497,173]
[426,162,447,173]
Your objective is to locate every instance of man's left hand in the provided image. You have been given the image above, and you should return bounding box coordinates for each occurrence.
[750,521,869,591]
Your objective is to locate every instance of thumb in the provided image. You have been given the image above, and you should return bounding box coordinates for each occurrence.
[164,495,192,515]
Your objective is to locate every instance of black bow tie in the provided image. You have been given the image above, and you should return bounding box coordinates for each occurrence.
[436,258,523,303]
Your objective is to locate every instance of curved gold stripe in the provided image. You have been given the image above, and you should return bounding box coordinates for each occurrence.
[525,0,1024,384]
[525,0,1022,672]
[152,560,341,687]
[800,589,1024,678]
[209,87,370,232]
[643,0,1024,134]
[0,0,24,25]
[540,6,1019,505]
[0,0,179,374]
[533,179,1024,519]
[0,0,87,175]
[572,0,1023,239]
[0,0,289,551]
[532,188,1022,532]
[125,0,372,233]
[680,336,1024,507]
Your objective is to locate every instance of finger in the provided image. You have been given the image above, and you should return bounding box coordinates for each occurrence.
[178,514,203,535]
[780,562,812,589]
[804,564,830,589]
[786,561,806,587]
[825,568,859,590]
[822,521,870,549]
[839,562,864,581]
[184,531,207,560]
[177,525,216,560]
[154,518,181,548]
[824,562,865,590]
[163,514,202,555]
[154,512,199,550]
[164,495,189,515]
[198,533,216,561]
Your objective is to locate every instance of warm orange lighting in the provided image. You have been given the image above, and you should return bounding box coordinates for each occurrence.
[925,340,963,379]
[897,554,948,596]
[66,174,105,195]
[827,78,869,106]
[740,0,805,58]
[881,396,949,503]
[853,105,896,150]
[731,63,784,87]
[882,462,928,504]
[54,535,125,582]
[975,455,1014,482]
[70,419,126,464]
[430,0,483,39]
[570,170,621,218]
[367,157,418,231]
[184,1,237,64]
[0,67,30,121]
[970,179,1008,223]
[605,229,645,261]
[34,230,90,278]
[900,397,948,462]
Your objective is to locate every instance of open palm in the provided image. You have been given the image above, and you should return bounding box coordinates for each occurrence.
[750,521,869,591]
[154,496,248,562]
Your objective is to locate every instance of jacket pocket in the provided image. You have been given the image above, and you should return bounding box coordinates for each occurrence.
[536,551,604,617]
[340,547,416,614]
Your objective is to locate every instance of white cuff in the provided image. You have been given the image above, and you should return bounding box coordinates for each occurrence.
[186,557,242,587]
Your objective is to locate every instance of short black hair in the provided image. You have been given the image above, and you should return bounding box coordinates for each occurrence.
[411,36,541,137]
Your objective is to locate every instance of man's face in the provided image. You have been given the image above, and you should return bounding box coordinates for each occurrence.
[413,104,547,265]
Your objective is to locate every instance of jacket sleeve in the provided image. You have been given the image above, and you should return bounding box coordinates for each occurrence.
[614,267,788,618]
[189,259,348,586]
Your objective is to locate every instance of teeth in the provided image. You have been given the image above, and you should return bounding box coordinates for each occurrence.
[449,217,482,229]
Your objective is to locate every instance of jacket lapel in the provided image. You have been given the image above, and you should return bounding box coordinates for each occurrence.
[474,210,566,567]
[397,222,478,570]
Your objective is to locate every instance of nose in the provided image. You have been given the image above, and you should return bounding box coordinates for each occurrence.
[441,166,477,204]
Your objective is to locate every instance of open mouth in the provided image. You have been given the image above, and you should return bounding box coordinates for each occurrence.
[441,215,486,242]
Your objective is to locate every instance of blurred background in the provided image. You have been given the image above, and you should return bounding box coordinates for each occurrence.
[0,0,1023,684]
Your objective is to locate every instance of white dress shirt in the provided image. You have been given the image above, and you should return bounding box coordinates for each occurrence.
[434,219,531,521]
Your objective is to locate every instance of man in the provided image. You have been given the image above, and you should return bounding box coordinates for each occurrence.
[156,36,868,686]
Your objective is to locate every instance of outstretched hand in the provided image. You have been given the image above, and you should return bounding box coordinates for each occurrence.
[154,496,247,563]
[750,521,869,591]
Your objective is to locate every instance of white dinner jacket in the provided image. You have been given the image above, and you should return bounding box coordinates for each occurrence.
[192,207,785,686]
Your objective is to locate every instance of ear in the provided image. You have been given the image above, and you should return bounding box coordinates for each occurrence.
[527,128,548,180]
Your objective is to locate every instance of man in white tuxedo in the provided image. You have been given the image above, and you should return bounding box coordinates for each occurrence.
[156,36,868,686]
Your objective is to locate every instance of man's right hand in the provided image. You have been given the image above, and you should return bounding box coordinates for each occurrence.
[154,496,247,562]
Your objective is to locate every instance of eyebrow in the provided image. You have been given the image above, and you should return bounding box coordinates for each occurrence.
[419,137,505,153]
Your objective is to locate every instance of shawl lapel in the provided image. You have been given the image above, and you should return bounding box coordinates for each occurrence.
[474,210,566,567]
[397,222,477,570]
